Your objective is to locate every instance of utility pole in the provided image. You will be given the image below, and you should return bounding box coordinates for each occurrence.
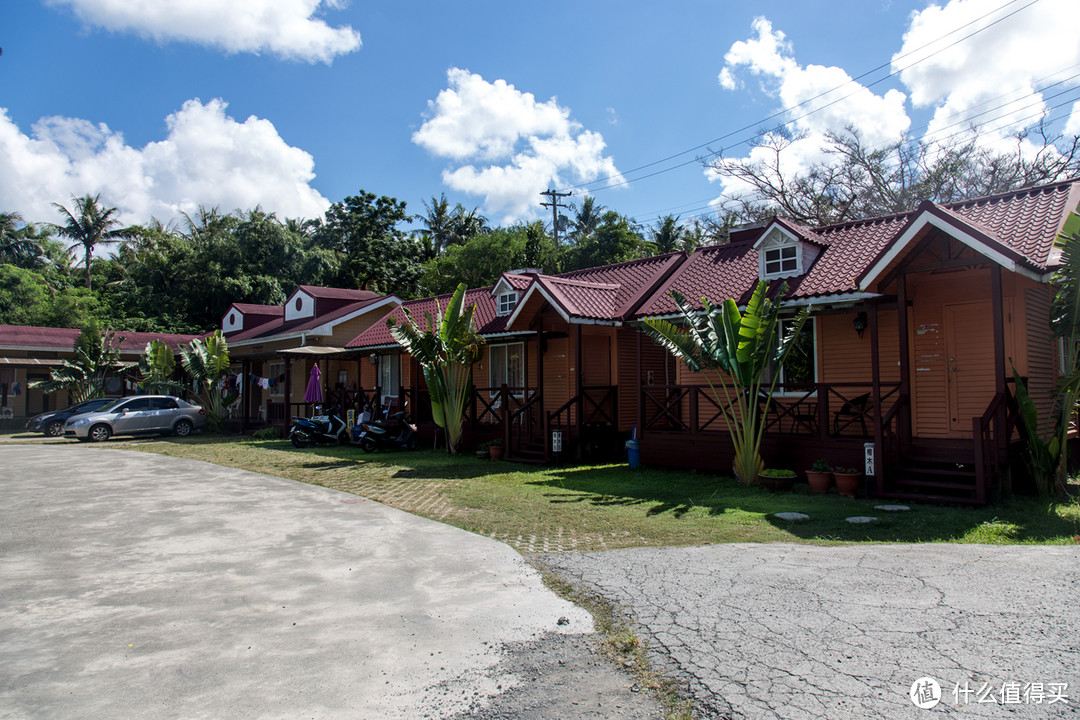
[540,188,571,246]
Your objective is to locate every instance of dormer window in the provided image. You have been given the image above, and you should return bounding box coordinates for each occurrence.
[764,245,798,276]
[498,292,518,316]
[756,226,803,280]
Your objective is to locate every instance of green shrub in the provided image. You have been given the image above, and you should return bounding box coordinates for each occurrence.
[251,427,281,441]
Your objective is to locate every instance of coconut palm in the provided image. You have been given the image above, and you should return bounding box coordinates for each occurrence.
[648,215,686,255]
[53,194,134,289]
[388,283,484,454]
[641,282,811,486]
[568,196,604,245]
[421,194,454,256]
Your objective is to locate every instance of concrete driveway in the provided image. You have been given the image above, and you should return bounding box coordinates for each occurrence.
[0,445,659,720]
[540,543,1080,719]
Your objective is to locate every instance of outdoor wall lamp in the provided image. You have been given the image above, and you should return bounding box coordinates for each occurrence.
[853,311,868,339]
[369,353,378,365]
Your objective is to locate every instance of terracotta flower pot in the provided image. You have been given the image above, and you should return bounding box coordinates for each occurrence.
[834,471,861,498]
[489,445,505,460]
[806,470,833,494]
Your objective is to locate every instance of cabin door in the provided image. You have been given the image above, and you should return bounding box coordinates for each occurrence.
[581,335,611,386]
[943,301,1001,434]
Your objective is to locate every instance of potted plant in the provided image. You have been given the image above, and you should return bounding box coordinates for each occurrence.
[487,437,505,461]
[806,459,833,494]
[758,468,796,493]
[833,466,861,498]
[475,442,490,460]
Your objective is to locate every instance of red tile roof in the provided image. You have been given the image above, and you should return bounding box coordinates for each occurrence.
[533,276,620,320]
[227,295,395,343]
[640,178,1079,316]
[230,303,283,316]
[295,285,384,302]
[0,325,203,353]
[346,286,504,349]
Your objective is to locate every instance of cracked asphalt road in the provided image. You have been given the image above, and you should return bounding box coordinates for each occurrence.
[539,543,1080,719]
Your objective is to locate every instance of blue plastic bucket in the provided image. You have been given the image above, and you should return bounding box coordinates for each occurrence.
[625,440,641,469]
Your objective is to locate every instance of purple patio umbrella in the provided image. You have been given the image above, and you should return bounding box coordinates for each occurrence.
[304,364,323,404]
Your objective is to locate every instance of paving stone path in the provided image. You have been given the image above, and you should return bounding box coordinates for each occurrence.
[539,543,1080,719]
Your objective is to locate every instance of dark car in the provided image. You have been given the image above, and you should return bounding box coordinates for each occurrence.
[64,395,206,442]
[25,397,117,437]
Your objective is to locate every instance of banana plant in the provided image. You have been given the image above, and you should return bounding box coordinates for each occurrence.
[137,339,183,395]
[388,283,484,454]
[1047,215,1080,494]
[31,320,129,403]
[641,281,811,486]
[180,330,237,432]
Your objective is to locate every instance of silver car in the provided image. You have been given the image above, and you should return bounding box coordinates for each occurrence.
[64,395,206,442]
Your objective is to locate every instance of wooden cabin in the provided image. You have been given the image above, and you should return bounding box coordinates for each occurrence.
[222,285,399,433]
[0,325,202,421]
[344,178,1079,504]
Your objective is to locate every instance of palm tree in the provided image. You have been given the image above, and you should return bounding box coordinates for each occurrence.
[568,196,604,245]
[450,204,489,246]
[388,283,485,454]
[421,194,454,255]
[641,282,810,486]
[648,215,686,255]
[53,194,134,289]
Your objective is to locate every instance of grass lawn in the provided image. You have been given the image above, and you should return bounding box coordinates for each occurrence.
[6,429,1078,552]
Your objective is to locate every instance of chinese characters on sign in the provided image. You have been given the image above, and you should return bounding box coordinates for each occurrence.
[910,677,1069,708]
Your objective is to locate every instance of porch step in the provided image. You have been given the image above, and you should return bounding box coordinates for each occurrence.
[894,465,976,478]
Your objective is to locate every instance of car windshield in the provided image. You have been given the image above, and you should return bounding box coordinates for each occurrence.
[94,399,127,412]
[70,398,111,412]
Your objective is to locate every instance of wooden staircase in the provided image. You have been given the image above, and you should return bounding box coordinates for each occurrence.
[883,441,983,504]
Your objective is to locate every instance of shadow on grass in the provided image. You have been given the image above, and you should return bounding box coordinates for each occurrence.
[530,464,1080,544]
[119,434,1080,544]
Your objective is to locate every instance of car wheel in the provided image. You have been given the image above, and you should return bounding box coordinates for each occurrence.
[89,424,112,442]
[45,420,65,437]
[360,437,377,453]
[173,419,194,437]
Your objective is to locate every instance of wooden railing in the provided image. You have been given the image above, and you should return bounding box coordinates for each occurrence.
[973,391,1009,505]
[641,382,901,441]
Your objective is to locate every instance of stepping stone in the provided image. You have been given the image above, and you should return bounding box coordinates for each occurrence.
[774,512,810,522]
[874,504,910,512]
[846,516,878,524]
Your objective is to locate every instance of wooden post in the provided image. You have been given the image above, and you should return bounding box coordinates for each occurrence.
[897,274,912,448]
[575,324,583,434]
[870,304,884,495]
[988,264,1007,504]
[240,358,249,435]
[636,329,645,435]
[282,357,292,438]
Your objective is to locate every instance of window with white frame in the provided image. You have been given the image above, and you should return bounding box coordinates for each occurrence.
[489,343,524,393]
[764,318,816,389]
[377,354,400,394]
[764,244,799,277]
[497,291,518,316]
[268,362,284,397]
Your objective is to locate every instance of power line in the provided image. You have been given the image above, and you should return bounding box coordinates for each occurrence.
[569,0,1045,195]
[624,64,1080,226]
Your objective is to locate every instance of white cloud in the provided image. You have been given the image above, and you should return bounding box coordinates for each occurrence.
[46,0,361,63]
[0,99,330,226]
[895,0,1080,144]
[710,17,910,201]
[412,68,623,222]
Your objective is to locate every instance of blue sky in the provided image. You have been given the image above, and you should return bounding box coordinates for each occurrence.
[2,0,1079,233]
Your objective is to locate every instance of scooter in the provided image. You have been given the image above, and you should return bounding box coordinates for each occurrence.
[289,407,349,448]
[353,404,417,453]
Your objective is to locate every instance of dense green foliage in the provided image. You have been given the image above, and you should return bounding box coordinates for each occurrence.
[29,320,128,403]
[2,187,705,333]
